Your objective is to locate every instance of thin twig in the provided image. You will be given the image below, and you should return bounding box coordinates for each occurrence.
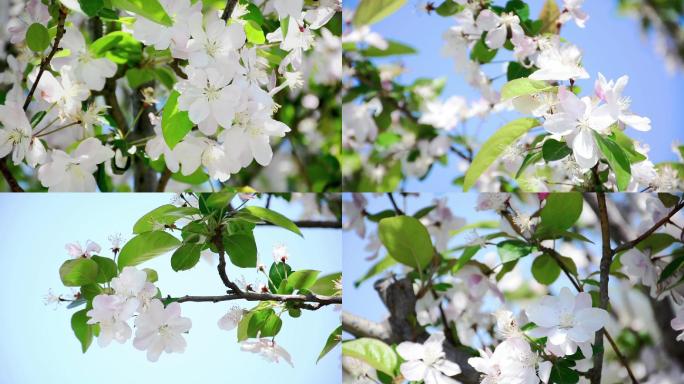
[387,193,404,215]
[613,201,684,254]
[156,169,172,192]
[0,159,23,192]
[23,5,68,111]
[212,225,243,293]
[221,0,239,21]
[255,220,342,228]
[175,292,341,308]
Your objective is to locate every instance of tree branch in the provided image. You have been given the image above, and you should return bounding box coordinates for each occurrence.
[590,192,610,384]
[175,292,341,309]
[255,220,342,229]
[221,0,239,21]
[341,311,392,341]
[613,201,684,254]
[156,168,172,192]
[23,5,67,111]
[212,225,244,293]
[0,159,23,192]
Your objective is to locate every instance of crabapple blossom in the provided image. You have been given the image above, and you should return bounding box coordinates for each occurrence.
[273,244,289,263]
[218,306,244,331]
[543,87,615,169]
[29,67,90,120]
[396,332,462,384]
[342,100,380,148]
[65,240,101,258]
[145,115,181,173]
[468,337,552,384]
[37,137,115,191]
[6,0,50,44]
[342,25,388,50]
[130,0,202,59]
[526,287,610,357]
[476,193,510,212]
[477,10,524,50]
[529,39,589,81]
[621,248,658,297]
[595,73,651,132]
[133,300,192,362]
[87,294,138,347]
[172,135,239,182]
[272,0,303,20]
[418,96,467,131]
[671,308,684,342]
[0,102,32,165]
[240,338,294,366]
[51,28,117,91]
[560,0,589,28]
[186,12,246,69]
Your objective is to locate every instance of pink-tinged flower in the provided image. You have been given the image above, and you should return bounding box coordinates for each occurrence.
[526,287,610,357]
[240,338,294,366]
[621,248,658,297]
[218,306,243,331]
[87,294,138,347]
[65,240,101,258]
[671,308,684,342]
[468,337,552,384]
[594,73,651,132]
[476,193,510,212]
[396,332,462,384]
[133,299,192,362]
[560,0,589,28]
[477,10,524,50]
[272,244,289,263]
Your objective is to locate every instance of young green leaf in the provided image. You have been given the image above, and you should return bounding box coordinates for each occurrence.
[111,0,172,26]
[162,91,194,149]
[223,234,257,268]
[593,132,631,191]
[362,40,417,57]
[60,258,99,287]
[170,243,203,271]
[117,231,181,270]
[26,23,50,52]
[501,78,554,101]
[353,0,407,27]
[310,272,342,295]
[285,270,321,291]
[133,204,199,234]
[532,254,561,284]
[317,325,342,363]
[378,215,434,270]
[464,118,540,191]
[91,255,118,283]
[243,206,303,237]
[71,309,94,353]
[537,193,583,234]
[542,139,572,162]
[342,338,398,377]
[497,240,534,264]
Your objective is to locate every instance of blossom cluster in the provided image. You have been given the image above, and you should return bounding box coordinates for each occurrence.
[0,0,341,191]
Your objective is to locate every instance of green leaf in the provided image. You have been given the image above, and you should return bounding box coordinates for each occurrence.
[90,31,142,64]
[317,325,342,363]
[353,0,406,26]
[79,0,105,16]
[269,262,292,293]
[354,256,397,287]
[71,309,94,353]
[542,139,572,162]
[378,216,433,270]
[516,151,543,179]
[143,268,158,282]
[162,91,194,149]
[659,250,684,283]
[464,118,540,191]
[26,23,50,52]
[133,204,199,234]
[497,240,534,263]
[223,234,257,268]
[244,20,265,44]
[260,311,283,337]
[593,132,631,191]
[309,272,342,296]
[342,338,398,376]
[117,231,181,270]
[170,243,203,271]
[537,193,583,233]
[532,254,561,284]
[243,206,303,237]
[470,38,497,63]
[453,245,480,273]
[506,61,535,81]
[111,0,172,26]
[205,190,236,211]
[126,67,155,89]
[435,0,464,16]
[91,256,118,283]
[238,308,273,341]
[501,78,554,101]
[611,127,647,163]
[286,270,321,291]
[362,40,417,57]
[80,284,103,301]
[60,258,99,287]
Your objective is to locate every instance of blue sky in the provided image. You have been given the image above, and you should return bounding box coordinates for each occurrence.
[0,194,340,384]
[346,0,684,191]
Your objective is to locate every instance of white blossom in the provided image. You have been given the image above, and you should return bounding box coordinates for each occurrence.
[396,332,462,384]
[133,299,192,362]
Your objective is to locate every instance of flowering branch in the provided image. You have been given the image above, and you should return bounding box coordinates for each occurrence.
[174,292,341,308]
[613,201,684,254]
[23,5,68,111]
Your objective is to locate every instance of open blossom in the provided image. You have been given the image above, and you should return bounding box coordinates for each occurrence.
[671,308,684,342]
[418,96,467,131]
[469,337,552,384]
[30,67,90,119]
[477,10,523,49]
[51,28,117,91]
[273,0,303,20]
[543,87,615,169]
[171,135,240,182]
[343,193,367,237]
[241,338,294,366]
[0,102,32,165]
[273,244,289,263]
[530,39,589,81]
[187,12,246,69]
[476,193,510,212]
[176,67,242,135]
[218,306,243,331]
[396,332,462,384]
[133,300,192,362]
[560,0,589,28]
[145,114,181,173]
[131,0,201,59]
[526,287,610,357]
[87,294,138,347]
[38,137,115,191]
[621,248,658,296]
[342,25,388,50]
[65,240,101,258]
[342,101,380,148]
[594,73,651,132]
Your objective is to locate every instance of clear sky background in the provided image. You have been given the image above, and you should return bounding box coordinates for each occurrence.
[346,0,684,191]
[0,193,341,384]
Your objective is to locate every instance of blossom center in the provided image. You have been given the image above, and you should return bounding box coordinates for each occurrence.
[559,312,575,329]
[203,85,221,102]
